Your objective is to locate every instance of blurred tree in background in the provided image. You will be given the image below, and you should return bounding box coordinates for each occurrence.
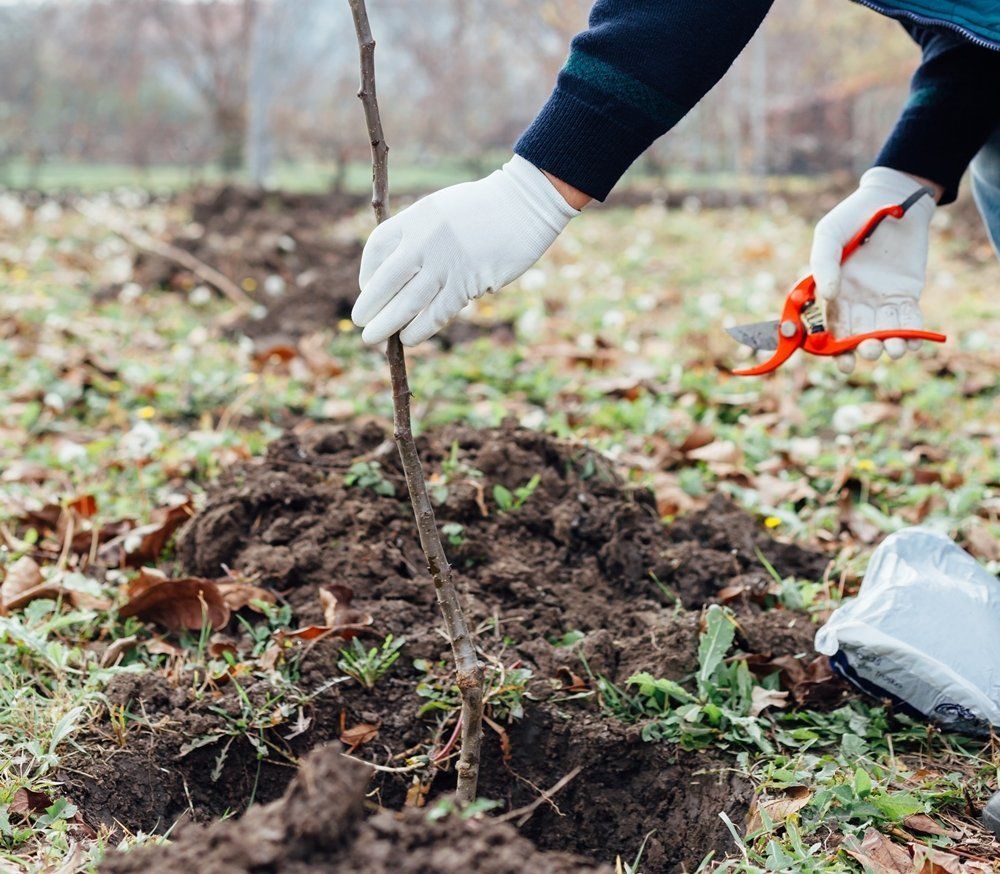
[0,0,917,188]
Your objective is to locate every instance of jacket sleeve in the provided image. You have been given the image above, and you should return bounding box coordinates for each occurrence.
[514,0,774,201]
[876,23,1000,204]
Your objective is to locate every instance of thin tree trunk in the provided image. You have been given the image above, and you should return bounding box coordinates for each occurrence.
[345,0,485,804]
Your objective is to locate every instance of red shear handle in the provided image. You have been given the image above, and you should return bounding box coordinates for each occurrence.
[804,329,947,357]
[841,204,905,262]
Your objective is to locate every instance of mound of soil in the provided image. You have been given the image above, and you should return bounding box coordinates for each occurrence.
[69,421,835,871]
[100,743,610,874]
[132,185,514,346]
[133,186,365,340]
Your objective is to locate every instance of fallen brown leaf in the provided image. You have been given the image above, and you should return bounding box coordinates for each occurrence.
[842,828,912,873]
[686,439,742,466]
[746,785,812,834]
[216,580,275,612]
[909,843,993,873]
[68,494,98,518]
[99,634,140,668]
[405,780,430,808]
[749,686,789,717]
[339,722,379,751]
[1,460,55,484]
[749,654,846,707]
[118,568,229,631]
[961,521,999,563]
[902,813,963,840]
[119,498,194,566]
[282,585,373,642]
[1,556,111,613]
[10,787,52,817]
[555,666,588,693]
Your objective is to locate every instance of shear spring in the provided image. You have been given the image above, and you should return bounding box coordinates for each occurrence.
[801,300,825,334]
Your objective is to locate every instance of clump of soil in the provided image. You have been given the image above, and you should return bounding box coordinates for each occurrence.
[100,743,610,874]
[68,421,835,870]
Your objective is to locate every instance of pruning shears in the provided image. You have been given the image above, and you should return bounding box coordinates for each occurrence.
[726,187,947,376]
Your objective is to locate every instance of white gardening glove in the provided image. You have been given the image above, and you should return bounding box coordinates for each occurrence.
[352,155,579,346]
[810,167,936,374]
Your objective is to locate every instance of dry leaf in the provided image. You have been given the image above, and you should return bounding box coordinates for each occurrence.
[961,521,999,563]
[678,425,715,453]
[1,460,54,484]
[842,828,912,873]
[118,567,229,631]
[100,634,139,668]
[339,722,379,751]
[283,585,372,642]
[68,494,98,518]
[910,843,993,873]
[216,580,275,612]
[555,666,588,693]
[902,814,962,840]
[749,686,789,717]
[746,785,812,834]
[753,654,846,707]
[1,556,111,613]
[10,787,52,817]
[405,780,430,808]
[119,498,194,566]
[146,638,182,657]
[687,440,742,466]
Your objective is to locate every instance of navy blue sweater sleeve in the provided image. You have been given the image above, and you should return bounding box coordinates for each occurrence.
[877,23,1000,204]
[514,1,773,201]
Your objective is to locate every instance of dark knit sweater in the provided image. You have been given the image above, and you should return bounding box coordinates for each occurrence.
[515,1,1000,204]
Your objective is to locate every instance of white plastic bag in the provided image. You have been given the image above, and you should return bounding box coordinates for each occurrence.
[815,527,1000,735]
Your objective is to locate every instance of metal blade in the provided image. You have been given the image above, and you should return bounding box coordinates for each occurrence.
[726,320,781,351]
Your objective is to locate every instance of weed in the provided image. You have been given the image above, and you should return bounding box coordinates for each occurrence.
[338,634,405,689]
[441,522,465,547]
[492,473,541,512]
[415,657,532,723]
[344,460,396,497]
[430,442,484,504]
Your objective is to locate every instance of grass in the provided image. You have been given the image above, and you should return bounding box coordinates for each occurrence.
[0,182,997,870]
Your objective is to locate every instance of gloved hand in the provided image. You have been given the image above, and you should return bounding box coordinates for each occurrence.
[352,155,579,346]
[810,166,936,373]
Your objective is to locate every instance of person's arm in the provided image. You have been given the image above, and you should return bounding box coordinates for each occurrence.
[517,0,775,202]
[876,23,1000,204]
[353,0,775,345]
[809,25,1000,373]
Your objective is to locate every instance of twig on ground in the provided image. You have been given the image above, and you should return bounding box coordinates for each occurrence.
[74,200,255,311]
[346,0,485,804]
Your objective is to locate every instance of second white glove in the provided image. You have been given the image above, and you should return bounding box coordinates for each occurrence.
[810,167,936,373]
[352,155,579,346]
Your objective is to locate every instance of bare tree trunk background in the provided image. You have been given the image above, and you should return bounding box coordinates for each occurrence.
[345,0,485,805]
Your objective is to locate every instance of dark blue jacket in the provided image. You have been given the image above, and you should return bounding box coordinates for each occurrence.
[864,0,999,49]
[515,0,1000,203]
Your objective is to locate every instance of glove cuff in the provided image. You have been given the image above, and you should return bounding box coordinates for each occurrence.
[502,155,581,231]
[861,167,936,221]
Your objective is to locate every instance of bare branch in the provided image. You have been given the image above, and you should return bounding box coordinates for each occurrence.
[345,0,485,804]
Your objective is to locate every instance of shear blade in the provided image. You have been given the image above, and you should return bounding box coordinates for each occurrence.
[726,320,781,352]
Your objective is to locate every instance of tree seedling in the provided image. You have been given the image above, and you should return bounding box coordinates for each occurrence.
[347,0,484,803]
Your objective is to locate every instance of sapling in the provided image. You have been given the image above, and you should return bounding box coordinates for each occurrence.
[345,0,485,803]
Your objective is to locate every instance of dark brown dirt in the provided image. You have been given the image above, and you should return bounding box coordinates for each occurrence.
[133,186,365,341]
[132,185,514,346]
[66,421,837,871]
[100,743,610,874]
